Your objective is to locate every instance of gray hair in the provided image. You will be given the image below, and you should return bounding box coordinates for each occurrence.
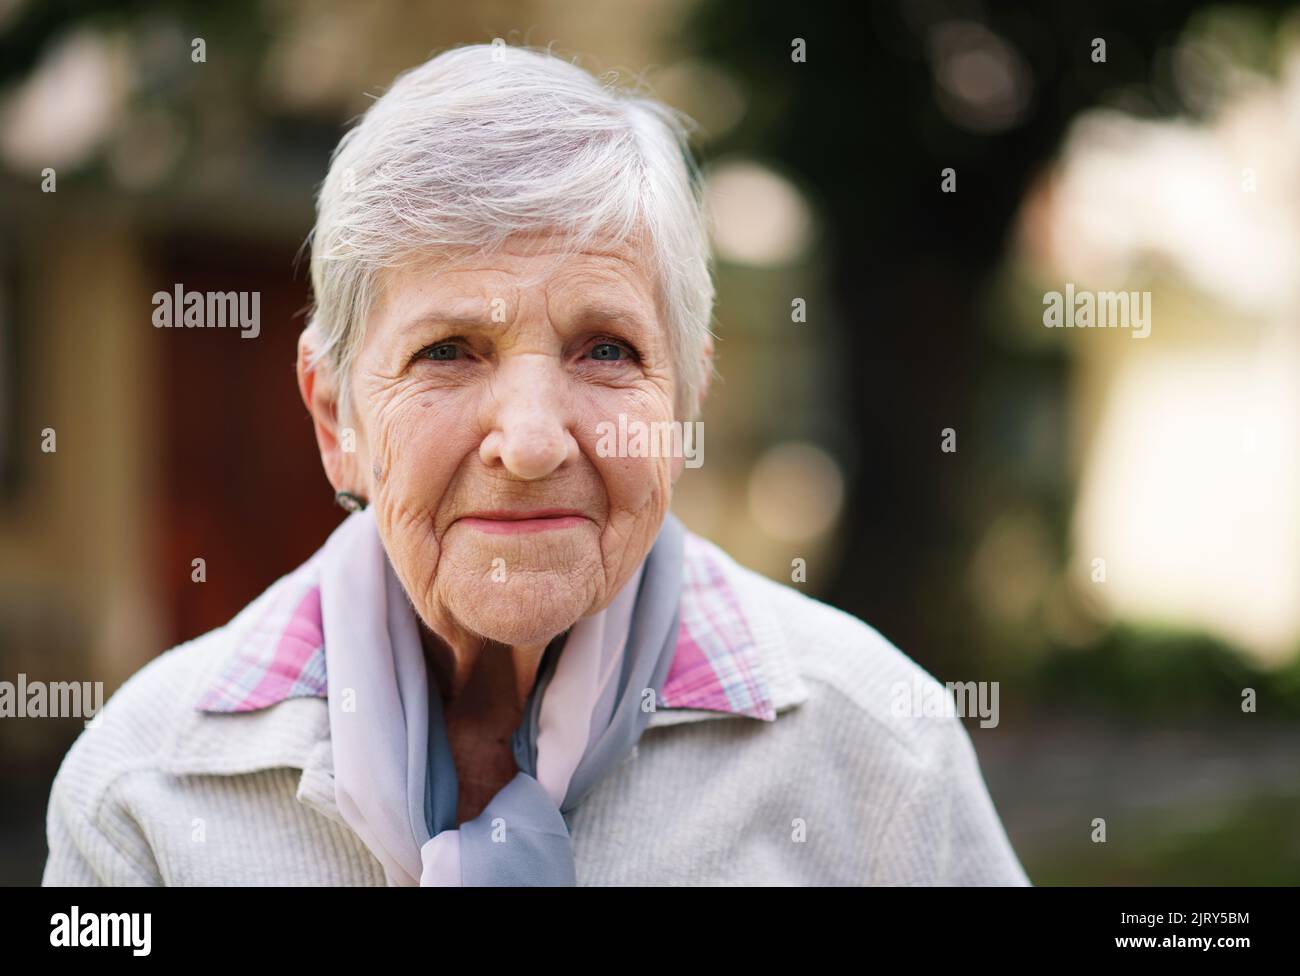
[305,42,716,422]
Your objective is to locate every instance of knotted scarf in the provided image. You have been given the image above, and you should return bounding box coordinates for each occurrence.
[318,507,684,885]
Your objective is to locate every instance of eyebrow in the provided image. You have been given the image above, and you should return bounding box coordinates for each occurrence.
[398,301,653,336]
[398,309,497,335]
[568,302,653,333]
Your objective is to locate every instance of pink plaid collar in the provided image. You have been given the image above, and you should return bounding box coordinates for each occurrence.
[196,529,778,721]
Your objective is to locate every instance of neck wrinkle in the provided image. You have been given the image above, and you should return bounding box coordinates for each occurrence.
[418,620,560,718]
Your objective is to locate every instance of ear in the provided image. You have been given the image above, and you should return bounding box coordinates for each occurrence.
[670,333,716,484]
[696,331,715,412]
[297,324,364,497]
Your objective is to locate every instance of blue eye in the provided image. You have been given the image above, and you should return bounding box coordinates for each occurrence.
[590,342,626,361]
[420,342,461,361]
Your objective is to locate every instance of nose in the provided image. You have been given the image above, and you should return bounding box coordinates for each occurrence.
[479,354,579,480]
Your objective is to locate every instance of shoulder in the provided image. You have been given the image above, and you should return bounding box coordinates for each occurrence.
[40,559,336,885]
[39,622,236,885]
[690,536,1030,884]
[46,626,231,825]
[45,561,313,826]
[689,532,972,768]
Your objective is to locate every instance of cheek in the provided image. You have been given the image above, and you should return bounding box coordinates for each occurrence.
[370,390,475,518]
[575,387,676,519]
[590,451,668,515]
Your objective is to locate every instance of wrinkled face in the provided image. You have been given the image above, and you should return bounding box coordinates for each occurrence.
[340,233,683,648]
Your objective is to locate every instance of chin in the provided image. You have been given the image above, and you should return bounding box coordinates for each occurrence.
[441,571,601,647]
[431,528,605,638]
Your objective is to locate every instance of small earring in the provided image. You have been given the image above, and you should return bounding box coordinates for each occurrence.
[335,490,368,513]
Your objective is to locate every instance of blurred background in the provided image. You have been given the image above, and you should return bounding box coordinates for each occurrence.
[3,0,1300,885]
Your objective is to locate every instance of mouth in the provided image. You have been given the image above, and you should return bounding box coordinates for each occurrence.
[455,508,591,535]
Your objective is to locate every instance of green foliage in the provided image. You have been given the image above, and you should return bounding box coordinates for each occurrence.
[1030,793,1300,885]
[1029,623,1300,718]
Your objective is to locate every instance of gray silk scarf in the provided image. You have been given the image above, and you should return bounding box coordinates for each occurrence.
[319,508,685,886]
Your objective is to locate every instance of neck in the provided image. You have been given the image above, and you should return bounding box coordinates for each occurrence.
[419,623,549,720]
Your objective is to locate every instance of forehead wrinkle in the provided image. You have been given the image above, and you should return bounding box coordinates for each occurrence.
[384,248,660,346]
[397,308,506,338]
[391,274,519,337]
[545,269,657,334]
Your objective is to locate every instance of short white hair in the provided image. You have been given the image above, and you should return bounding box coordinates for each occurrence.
[306,42,716,422]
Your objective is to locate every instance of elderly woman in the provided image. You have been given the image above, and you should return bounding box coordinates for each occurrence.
[41,44,1029,886]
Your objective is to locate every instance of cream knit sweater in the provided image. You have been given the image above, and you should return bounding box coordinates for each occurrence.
[41,539,1031,886]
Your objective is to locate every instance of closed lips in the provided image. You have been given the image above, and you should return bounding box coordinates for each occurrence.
[456,510,590,534]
